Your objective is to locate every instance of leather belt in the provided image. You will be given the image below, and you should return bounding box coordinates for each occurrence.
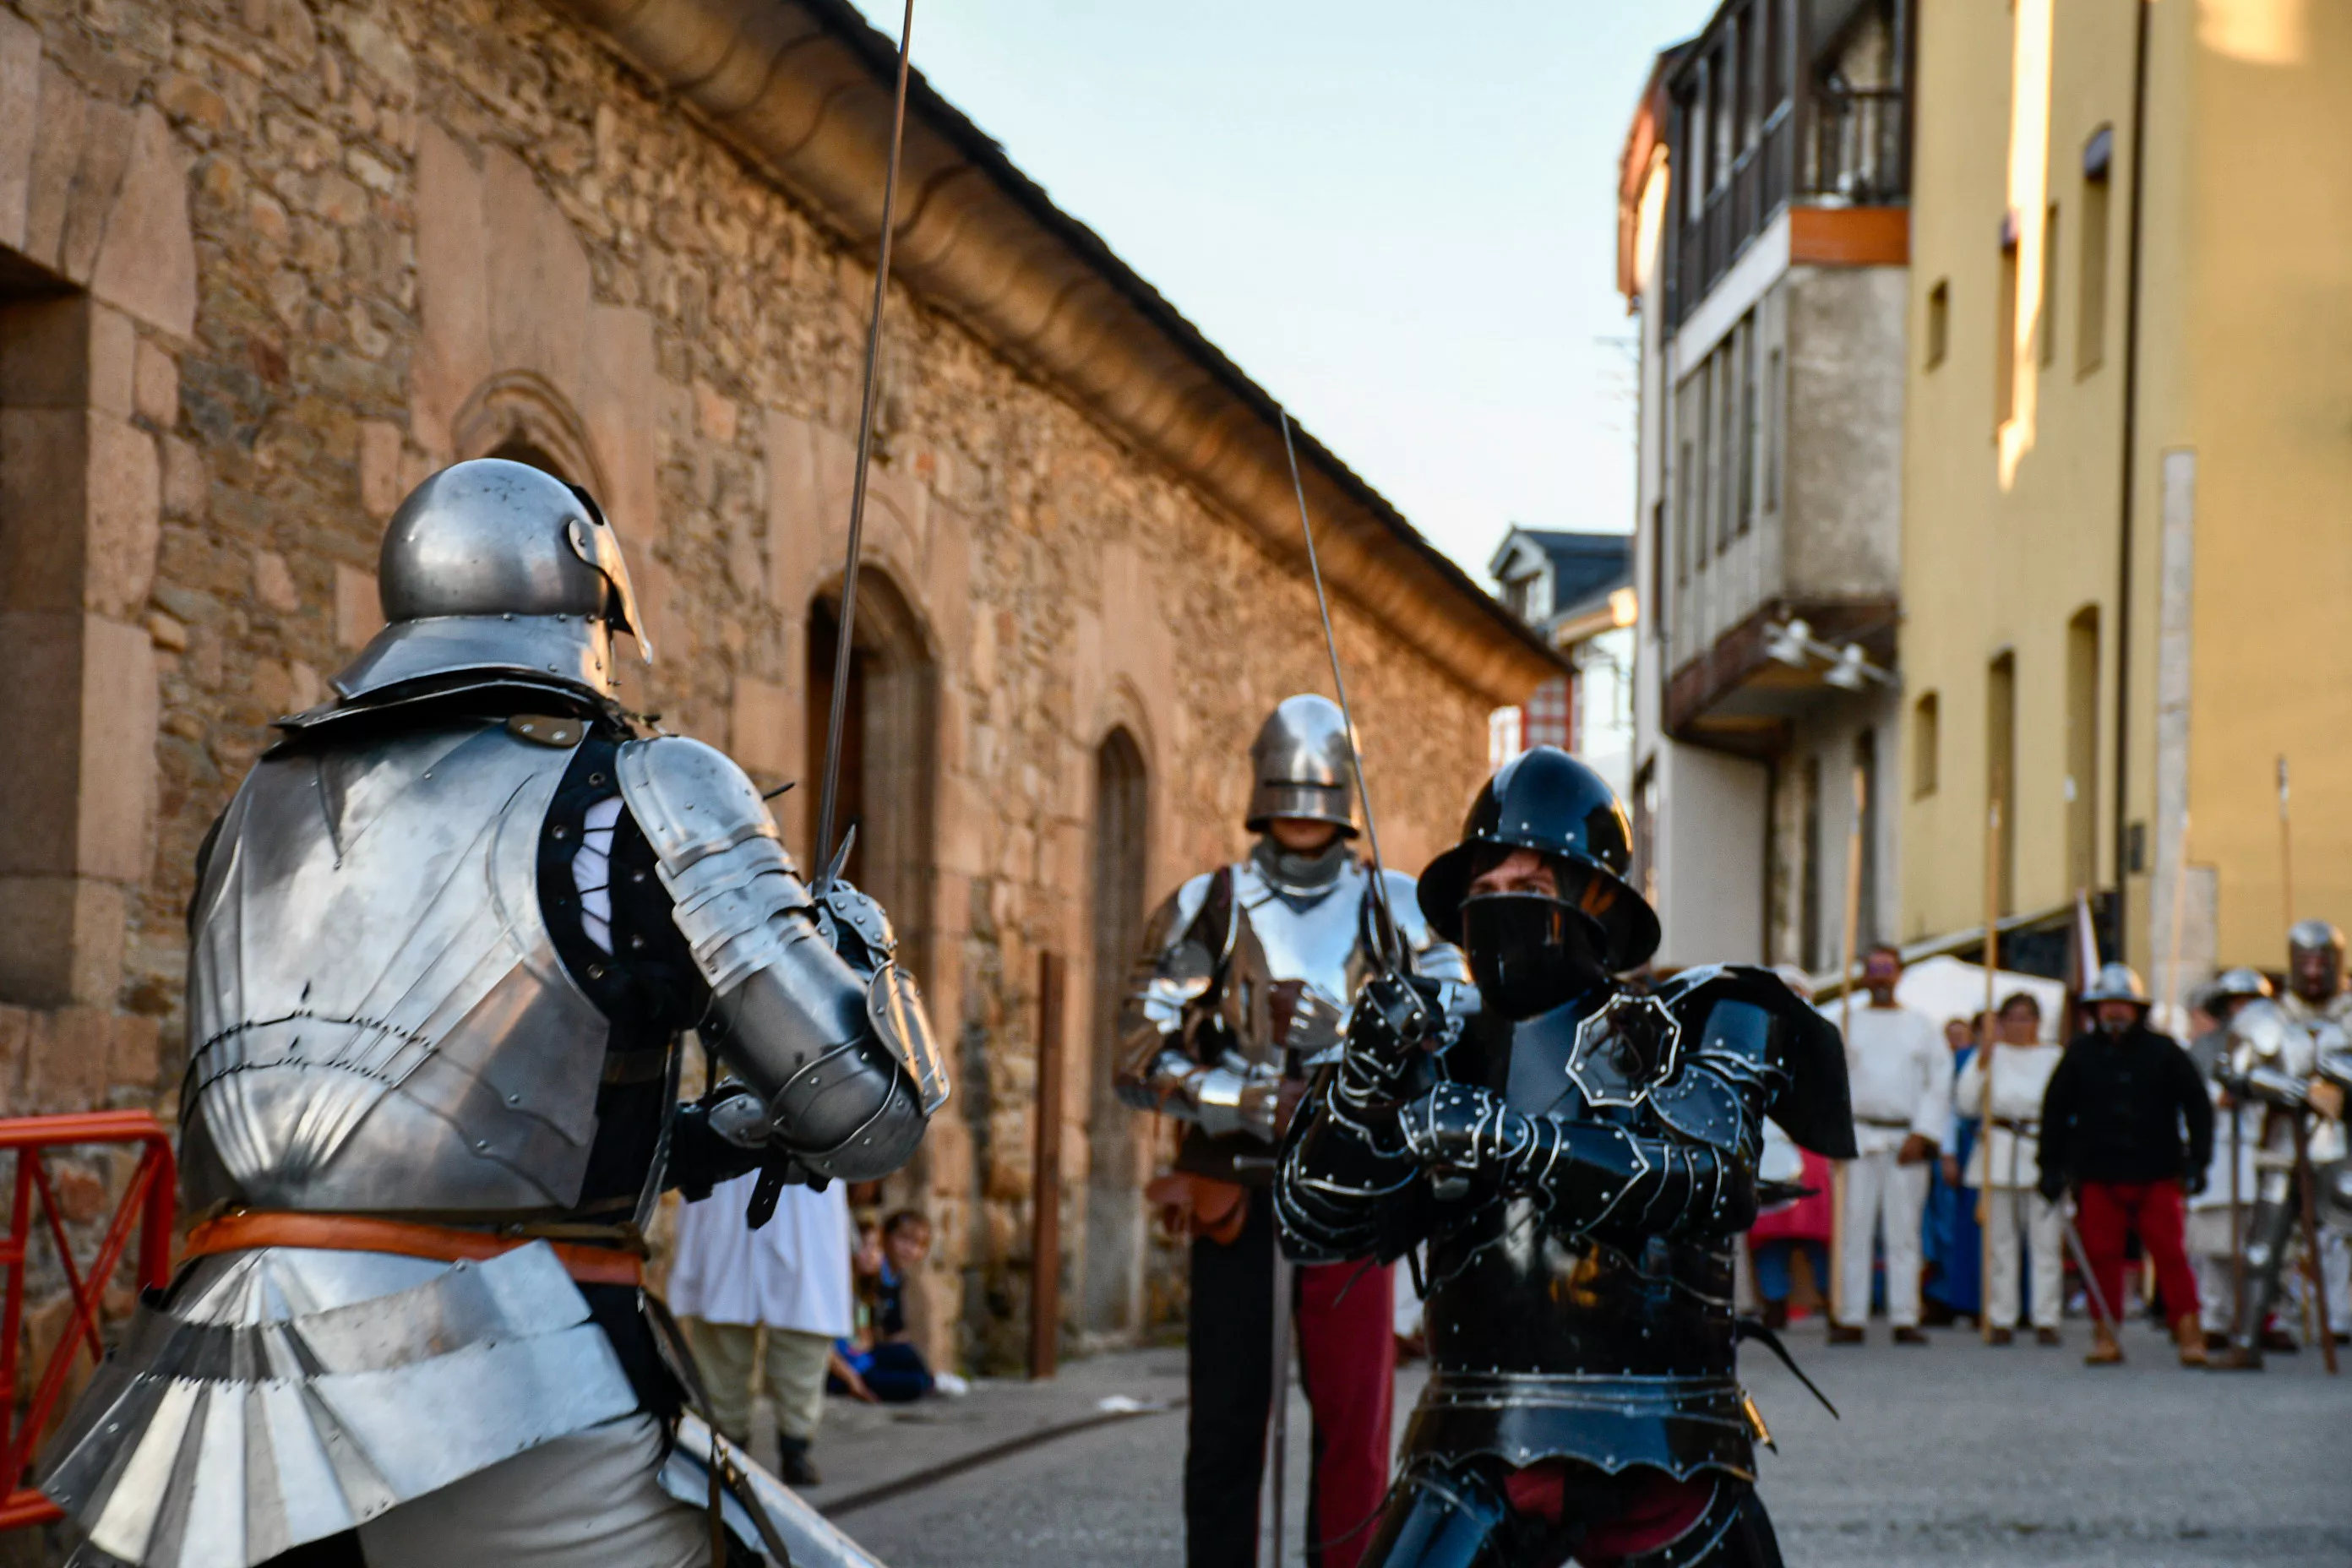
[1988,1117,2039,1133]
[182,1211,647,1287]
[1857,1117,1914,1130]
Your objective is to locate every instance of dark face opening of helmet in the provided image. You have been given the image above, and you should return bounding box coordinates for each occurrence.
[1461,890,1606,1020]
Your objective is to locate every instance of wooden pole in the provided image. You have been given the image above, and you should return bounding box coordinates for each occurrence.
[1831,766,1866,1328]
[1976,798,2001,1340]
[1029,950,1067,1380]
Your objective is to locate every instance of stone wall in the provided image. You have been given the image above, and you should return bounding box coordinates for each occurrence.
[0,0,1516,1381]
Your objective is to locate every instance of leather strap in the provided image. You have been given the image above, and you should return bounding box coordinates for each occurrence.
[182,1211,646,1287]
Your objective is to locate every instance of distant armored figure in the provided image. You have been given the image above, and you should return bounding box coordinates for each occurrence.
[1278,747,1854,1567]
[40,460,946,1568]
[2212,922,2352,1367]
[1117,694,1467,1568]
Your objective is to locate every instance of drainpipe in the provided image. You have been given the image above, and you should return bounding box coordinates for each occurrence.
[2110,0,2151,956]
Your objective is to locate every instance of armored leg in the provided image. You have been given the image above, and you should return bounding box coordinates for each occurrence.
[1357,1462,1527,1568]
[1186,1200,1277,1568]
[1617,1485,1784,1568]
[2224,1189,2300,1364]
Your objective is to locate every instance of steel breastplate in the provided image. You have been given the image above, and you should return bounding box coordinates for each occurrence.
[180,721,611,1215]
[1407,999,1750,1478]
[1221,859,1374,1067]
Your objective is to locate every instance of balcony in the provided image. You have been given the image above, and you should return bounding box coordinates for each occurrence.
[1664,0,1911,329]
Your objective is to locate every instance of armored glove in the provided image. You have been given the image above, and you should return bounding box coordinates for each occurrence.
[1399,1082,1756,1238]
[1336,974,1446,1106]
[2037,1171,2068,1206]
[2184,1169,2209,1200]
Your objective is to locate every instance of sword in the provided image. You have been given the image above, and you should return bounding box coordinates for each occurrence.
[811,0,916,895]
[1277,412,1402,972]
[1266,1247,1295,1566]
[2058,1200,2123,1360]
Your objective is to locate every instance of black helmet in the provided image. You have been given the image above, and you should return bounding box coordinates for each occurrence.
[1418,747,1660,977]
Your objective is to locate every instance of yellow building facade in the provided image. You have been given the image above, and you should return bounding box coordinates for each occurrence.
[1900,0,2352,1000]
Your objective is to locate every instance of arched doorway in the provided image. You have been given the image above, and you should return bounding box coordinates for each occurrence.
[804,573,938,990]
[1081,727,1150,1337]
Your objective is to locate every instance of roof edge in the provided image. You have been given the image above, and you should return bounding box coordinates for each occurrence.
[548,0,1565,704]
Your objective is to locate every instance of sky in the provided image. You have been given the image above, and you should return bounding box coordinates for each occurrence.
[840,2,1719,585]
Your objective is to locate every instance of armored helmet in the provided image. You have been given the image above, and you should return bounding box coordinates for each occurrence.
[329,459,651,704]
[2079,961,2149,1009]
[1418,747,1660,1009]
[2204,966,2274,1009]
[2289,918,2344,961]
[1245,694,1358,836]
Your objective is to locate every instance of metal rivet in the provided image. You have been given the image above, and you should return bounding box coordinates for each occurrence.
[475,1140,490,1152]
[506,1093,520,1105]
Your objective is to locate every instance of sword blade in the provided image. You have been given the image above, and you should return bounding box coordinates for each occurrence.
[813,0,916,893]
[1277,411,1400,969]
[1265,1247,1295,1565]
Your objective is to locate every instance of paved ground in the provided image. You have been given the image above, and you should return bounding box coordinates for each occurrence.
[794,1315,2352,1567]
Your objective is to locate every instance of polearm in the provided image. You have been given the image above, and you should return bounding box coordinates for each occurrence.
[1277,412,1401,970]
[1974,798,2001,1342]
[811,0,917,893]
[1830,767,1865,1328]
[2277,755,2293,932]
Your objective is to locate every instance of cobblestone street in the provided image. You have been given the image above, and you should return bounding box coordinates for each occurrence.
[810,1317,2352,1567]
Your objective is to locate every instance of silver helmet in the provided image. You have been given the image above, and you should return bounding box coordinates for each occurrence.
[331,459,651,703]
[1245,694,1358,836]
[2080,961,2149,1008]
[2289,918,2344,962]
[2204,966,2274,1008]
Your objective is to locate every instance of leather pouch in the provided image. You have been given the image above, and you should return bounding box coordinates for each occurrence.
[1145,1170,1249,1246]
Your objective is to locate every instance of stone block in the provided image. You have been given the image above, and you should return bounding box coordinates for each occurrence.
[336,564,384,650]
[27,1008,111,1112]
[358,420,404,519]
[0,612,83,876]
[159,433,205,520]
[84,417,161,618]
[106,1011,158,1094]
[133,339,177,426]
[410,122,490,450]
[0,12,40,253]
[0,409,88,614]
[89,107,197,339]
[482,144,588,400]
[694,380,737,444]
[0,1004,29,1113]
[75,615,160,884]
[252,548,298,612]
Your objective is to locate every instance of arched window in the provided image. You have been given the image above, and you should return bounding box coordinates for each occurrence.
[804,573,937,989]
[1081,726,1150,1337]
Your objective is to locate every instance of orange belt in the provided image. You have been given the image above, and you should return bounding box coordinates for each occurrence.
[182,1211,646,1288]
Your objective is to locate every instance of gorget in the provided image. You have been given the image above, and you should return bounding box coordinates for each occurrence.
[179,720,610,1215]
[37,1243,639,1568]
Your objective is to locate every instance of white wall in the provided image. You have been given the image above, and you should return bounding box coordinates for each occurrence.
[1654,743,1770,966]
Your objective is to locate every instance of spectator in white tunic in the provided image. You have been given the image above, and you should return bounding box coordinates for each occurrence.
[1956,993,2066,1344]
[1830,945,1948,1345]
[669,1173,854,1486]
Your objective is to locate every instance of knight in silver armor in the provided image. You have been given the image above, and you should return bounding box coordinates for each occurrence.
[1277,748,1854,1568]
[1115,694,1466,1568]
[2212,922,2352,1368]
[39,460,944,1568]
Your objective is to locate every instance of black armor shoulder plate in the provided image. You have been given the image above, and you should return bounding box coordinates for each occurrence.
[1654,965,1856,1158]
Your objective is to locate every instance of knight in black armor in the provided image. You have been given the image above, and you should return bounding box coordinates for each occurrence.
[38,460,945,1568]
[1277,748,1854,1568]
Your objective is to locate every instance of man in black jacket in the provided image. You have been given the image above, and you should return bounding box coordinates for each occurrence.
[2038,963,2213,1367]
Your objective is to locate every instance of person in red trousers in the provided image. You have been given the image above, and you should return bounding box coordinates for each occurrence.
[2037,963,2214,1367]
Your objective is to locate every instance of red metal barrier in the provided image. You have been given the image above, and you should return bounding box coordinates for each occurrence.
[0,1112,176,1531]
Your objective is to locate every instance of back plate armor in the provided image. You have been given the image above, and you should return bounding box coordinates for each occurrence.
[180,720,610,1215]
